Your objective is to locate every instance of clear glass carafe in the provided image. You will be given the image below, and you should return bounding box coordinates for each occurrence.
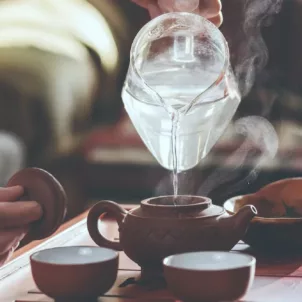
[122,12,240,172]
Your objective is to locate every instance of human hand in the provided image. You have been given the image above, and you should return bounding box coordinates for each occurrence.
[0,186,42,266]
[132,0,222,27]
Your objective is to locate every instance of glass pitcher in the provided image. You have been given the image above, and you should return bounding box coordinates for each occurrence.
[122,12,240,172]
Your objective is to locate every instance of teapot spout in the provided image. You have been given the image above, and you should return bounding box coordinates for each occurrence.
[232,205,258,236]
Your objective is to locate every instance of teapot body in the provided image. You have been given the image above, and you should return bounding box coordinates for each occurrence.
[120,208,236,270]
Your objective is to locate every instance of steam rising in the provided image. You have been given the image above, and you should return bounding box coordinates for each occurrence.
[235,0,283,97]
[197,116,278,197]
[196,0,283,196]
[155,0,284,197]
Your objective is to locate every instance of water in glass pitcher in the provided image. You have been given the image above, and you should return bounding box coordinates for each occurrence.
[122,66,240,172]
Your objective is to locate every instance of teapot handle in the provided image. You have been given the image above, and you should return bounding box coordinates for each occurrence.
[87,200,127,251]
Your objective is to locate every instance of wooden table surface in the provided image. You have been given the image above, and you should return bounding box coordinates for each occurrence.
[1,205,302,301]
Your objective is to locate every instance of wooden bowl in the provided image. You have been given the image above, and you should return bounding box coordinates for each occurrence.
[163,251,255,302]
[30,246,118,300]
[224,195,302,251]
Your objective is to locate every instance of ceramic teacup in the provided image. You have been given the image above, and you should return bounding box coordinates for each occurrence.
[30,246,118,300]
[163,251,256,302]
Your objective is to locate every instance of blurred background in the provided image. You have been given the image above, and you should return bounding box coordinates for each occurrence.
[0,0,301,221]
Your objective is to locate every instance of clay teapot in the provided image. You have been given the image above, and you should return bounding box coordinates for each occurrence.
[87,195,257,278]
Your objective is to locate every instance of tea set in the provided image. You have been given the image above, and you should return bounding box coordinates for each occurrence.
[4,11,298,302]
[8,169,300,301]
[6,166,257,301]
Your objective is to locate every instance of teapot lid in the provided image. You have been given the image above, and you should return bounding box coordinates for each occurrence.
[7,167,67,241]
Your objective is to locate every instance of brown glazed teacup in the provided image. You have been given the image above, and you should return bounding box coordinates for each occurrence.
[30,246,118,300]
[163,251,256,302]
